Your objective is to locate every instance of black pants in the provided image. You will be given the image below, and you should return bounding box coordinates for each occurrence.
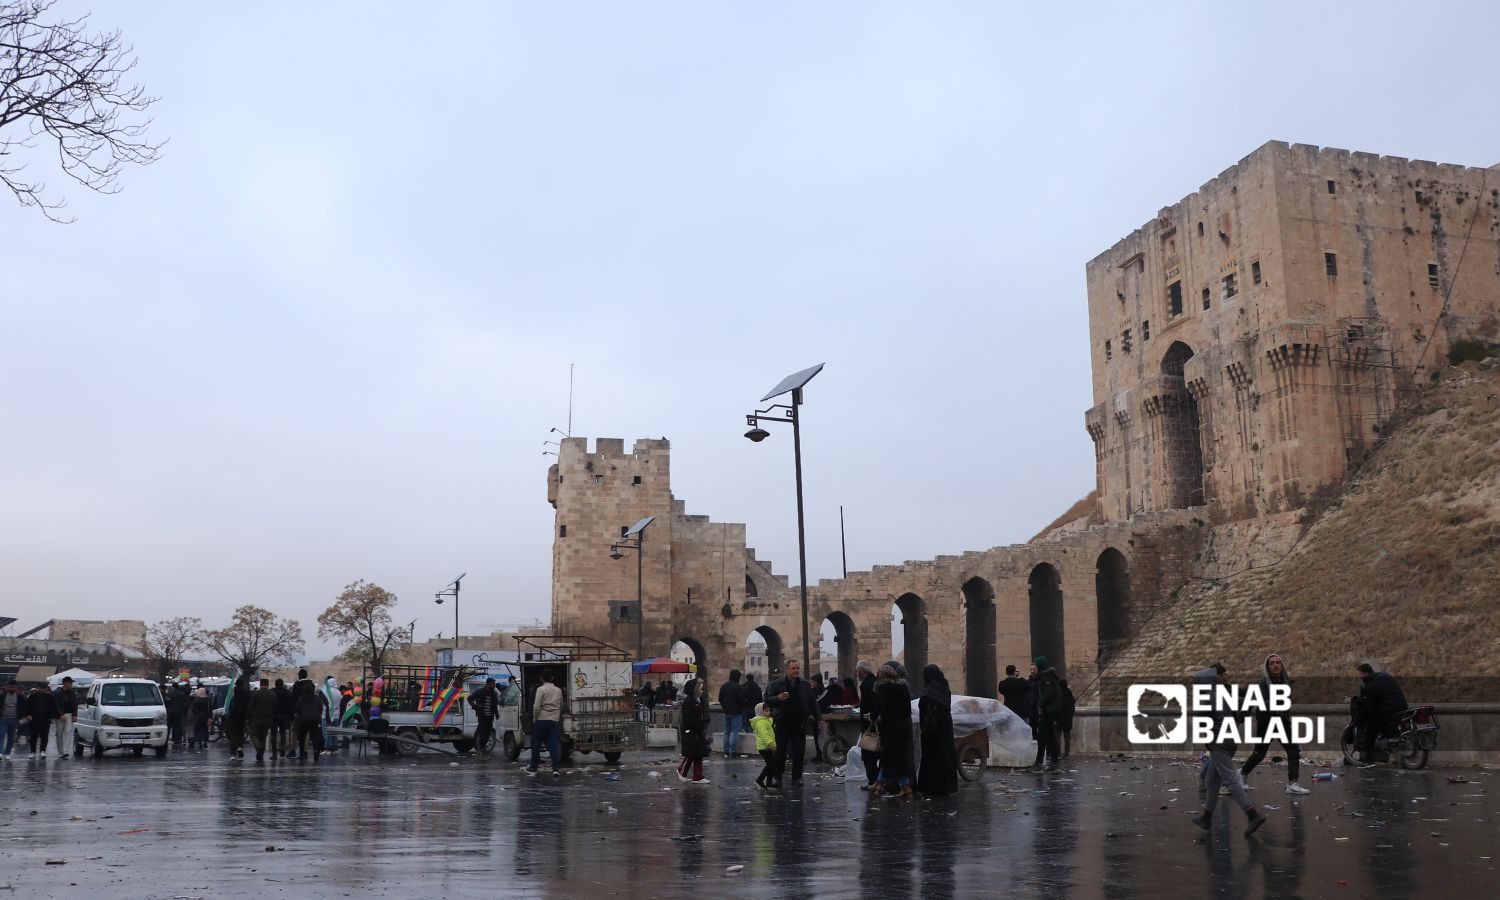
[1358,712,1396,756]
[1033,715,1059,765]
[293,719,322,756]
[168,715,185,745]
[28,720,49,753]
[190,715,209,747]
[272,718,291,755]
[862,746,882,785]
[249,719,272,756]
[772,721,805,784]
[756,748,778,785]
[475,716,494,753]
[225,719,246,754]
[1242,738,1300,781]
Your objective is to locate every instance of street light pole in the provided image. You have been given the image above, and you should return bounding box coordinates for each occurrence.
[610,515,655,660]
[743,363,824,678]
[435,574,465,666]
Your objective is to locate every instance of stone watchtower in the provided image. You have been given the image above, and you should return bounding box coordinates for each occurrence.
[547,438,676,658]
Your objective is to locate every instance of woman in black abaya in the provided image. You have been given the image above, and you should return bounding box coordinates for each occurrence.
[916,663,958,796]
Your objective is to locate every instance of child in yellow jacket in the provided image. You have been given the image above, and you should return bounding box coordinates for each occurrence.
[750,703,779,789]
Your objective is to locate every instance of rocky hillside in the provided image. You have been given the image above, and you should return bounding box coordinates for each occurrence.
[1093,362,1500,701]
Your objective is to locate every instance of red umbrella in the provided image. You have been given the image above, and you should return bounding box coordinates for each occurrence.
[633,658,694,674]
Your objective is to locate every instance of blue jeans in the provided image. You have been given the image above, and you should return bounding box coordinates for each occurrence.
[530,719,562,770]
[722,712,745,755]
[0,718,17,755]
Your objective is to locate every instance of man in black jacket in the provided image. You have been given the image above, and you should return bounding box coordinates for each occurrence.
[164,682,190,748]
[248,678,278,762]
[1355,662,1409,765]
[225,676,252,760]
[24,684,60,759]
[271,679,293,758]
[767,659,817,787]
[717,670,745,758]
[855,660,881,789]
[468,677,502,756]
[998,665,1030,721]
[1027,657,1063,773]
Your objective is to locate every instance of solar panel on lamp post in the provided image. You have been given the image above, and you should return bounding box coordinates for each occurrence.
[743,363,824,678]
[611,515,655,660]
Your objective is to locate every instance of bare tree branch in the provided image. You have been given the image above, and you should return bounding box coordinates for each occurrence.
[0,0,163,221]
[198,605,304,678]
[318,580,412,677]
[138,616,202,682]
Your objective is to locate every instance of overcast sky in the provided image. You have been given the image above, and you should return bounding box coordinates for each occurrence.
[4,2,1496,660]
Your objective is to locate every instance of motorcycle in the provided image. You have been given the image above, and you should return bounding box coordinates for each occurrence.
[1340,696,1439,769]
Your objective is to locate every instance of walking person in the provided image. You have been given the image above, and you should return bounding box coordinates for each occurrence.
[809,674,827,763]
[468,677,502,756]
[248,678,277,763]
[1191,665,1267,836]
[717,670,746,758]
[750,703,778,790]
[53,677,80,759]
[915,664,958,796]
[225,675,251,759]
[166,681,190,748]
[0,682,23,760]
[767,659,816,788]
[272,678,293,758]
[188,686,212,751]
[676,677,711,784]
[855,660,882,790]
[528,670,564,777]
[24,683,59,759]
[872,662,914,798]
[739,674,762,718]
[292,674,326,760]
[321,677,341,753]
[1027,657,1063,773]
[1057,678,1077,759]
[1240,654,1308,794]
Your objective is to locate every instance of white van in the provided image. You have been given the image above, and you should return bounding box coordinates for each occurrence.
[73,678,170,757]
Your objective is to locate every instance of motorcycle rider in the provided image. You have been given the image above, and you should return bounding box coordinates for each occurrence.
[1354,662,1408,766]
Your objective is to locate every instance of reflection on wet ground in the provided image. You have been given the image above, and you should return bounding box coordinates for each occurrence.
[1,749,1493,898]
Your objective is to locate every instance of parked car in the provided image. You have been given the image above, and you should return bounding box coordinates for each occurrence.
[73,678,170,758]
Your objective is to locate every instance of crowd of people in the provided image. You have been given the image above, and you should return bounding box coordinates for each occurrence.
[0,678,79,759]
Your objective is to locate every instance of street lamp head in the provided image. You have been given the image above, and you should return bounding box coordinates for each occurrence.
[434,595,444,605]
[744,426,770,443]
[609,546,624,561]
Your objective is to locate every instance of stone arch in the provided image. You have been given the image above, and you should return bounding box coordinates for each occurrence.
[1096,547,1132,665]
[672,636,708,679]
[821,611,857,681]
[1160,341,1205,508]
[892,593,928,693]
[1028,563,1065,677]
[749,625,784,677]
[962,577,998,699]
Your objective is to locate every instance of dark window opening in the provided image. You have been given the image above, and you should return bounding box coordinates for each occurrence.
[1327,179,1337,194]
[1202,287,1211,310]
[1197,221,1204,237]
[1325,252,1338,277]
[1222,273,1237,300]
[1121,329,1133,354]
[1415,190,1425,204]
[594,474,604,484]
[1104,339,1112,361]
[558,525,567,538]
[1428,263,1439,289]
[1251,260,1261,284]
[1142,320,1151,341]
[1137,258,1145,274]
[1167,281,1183,317]
[632,475,642,485]
[620,525,629,538]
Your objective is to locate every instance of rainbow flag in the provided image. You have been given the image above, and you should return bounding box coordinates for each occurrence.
[430,674,463,724]
[420,667,437,708]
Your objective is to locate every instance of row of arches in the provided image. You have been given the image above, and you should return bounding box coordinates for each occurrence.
[669,548,1134,697]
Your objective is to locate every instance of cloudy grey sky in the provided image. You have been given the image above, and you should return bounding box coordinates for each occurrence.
[4,1,1496,659]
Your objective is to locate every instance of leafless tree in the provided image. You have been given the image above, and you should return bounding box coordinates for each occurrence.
[138,615,202,682]
[319,580,413,677]
[198,605,304,678]
[0,0,163,220]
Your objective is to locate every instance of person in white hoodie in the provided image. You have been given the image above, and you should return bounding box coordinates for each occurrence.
[1239,653,1308,794]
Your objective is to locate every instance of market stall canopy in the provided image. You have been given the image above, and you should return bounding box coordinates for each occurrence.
[633,658,695,674]
[48,667,97,688]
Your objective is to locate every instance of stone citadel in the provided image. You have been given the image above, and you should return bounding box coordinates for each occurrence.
[548,141,1500,699]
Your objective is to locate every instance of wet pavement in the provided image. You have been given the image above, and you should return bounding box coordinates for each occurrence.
[1,746,1494,899]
